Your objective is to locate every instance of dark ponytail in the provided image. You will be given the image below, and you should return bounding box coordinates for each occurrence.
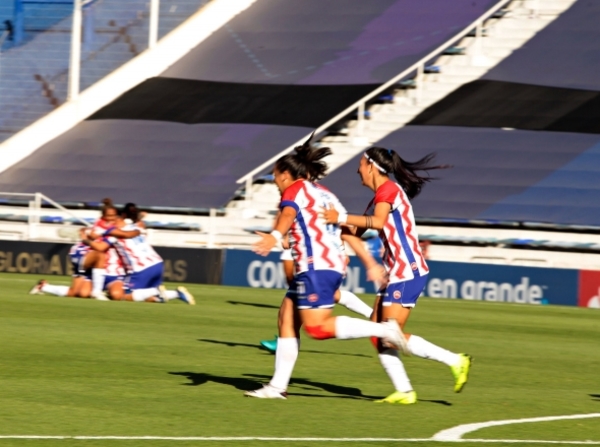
[365,147,450,199]
[274,132,332,181]
[121,202,140,223]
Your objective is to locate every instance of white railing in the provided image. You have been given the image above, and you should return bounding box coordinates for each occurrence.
[236,0,512,195]
[0,192,91,240]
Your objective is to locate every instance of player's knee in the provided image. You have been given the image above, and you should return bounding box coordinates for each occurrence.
[304,325,335,340]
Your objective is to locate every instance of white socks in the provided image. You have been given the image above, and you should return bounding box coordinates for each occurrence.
[379,348,413,392]
[163,290,179,300]
[131,288,159,302]
[407,335,460,366]
[269,337,299,392]
[334,315,387,339]
[91,268,105,295]
[41,284,69,297]
[338,290,373,318]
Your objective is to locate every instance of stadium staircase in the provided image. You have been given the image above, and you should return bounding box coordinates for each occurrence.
[232,0,577,222]
[0,0,209,143]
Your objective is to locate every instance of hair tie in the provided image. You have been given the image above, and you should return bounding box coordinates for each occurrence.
[364,153,387,174]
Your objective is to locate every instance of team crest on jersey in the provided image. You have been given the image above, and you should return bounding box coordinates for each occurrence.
[393,290,401,299]
[307,256,314,264]
[308,293,318,303]
[411,262,418,271]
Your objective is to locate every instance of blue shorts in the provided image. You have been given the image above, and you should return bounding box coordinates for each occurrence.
[287,270,343,310]
[378,274,428,308]
[104,275,123,289]
[126,262,163,290]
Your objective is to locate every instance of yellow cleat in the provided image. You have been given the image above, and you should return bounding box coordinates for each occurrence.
[375,390,417,404]
[450,353,472,393]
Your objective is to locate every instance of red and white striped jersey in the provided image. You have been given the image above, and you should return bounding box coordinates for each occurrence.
[280,180,346,275]
[108,224,162,273]
[92,219,125,276]
[364,180,429,283]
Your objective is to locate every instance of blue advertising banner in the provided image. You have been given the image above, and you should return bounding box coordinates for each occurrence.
[222,249,378,294]
[222,249,579,306]
[425,261,578,306]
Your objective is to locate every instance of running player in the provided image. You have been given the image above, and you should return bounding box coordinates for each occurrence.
[245,135,404,399]
[323,147,472,404]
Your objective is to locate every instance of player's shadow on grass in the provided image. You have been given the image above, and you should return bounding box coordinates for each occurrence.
[244,373,379,400]
[227,300,280,310]
[169,371,373,400]
[198,339,370,358]
[418,399,452,406]
[170,372,259,391]
[590,394,600,401]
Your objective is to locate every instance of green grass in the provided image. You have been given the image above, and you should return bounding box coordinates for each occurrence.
[0,272,599,447]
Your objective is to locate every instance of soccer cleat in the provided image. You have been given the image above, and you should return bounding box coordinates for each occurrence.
[29,279,47,295]
[381,319,410,355]
[260,336,278,353]
[375,390,417,404]
[450,353,472,393]
[244,385,287,399]
[176,286,196,305]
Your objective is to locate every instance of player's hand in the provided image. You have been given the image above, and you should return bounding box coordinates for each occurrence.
[253,232,277,256]
[367,264,387,285]
[321,203,339,224]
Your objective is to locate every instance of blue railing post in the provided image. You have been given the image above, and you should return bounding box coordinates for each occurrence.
[13,0,24,44]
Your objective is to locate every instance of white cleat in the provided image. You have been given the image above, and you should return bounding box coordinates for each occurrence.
[176,286,195,305]
[244,385,287,399]
[382,319,411,356]
[92,291,110,301]
[29,279,47,295]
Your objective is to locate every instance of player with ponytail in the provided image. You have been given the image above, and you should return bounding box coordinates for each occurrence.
[245,135,404,399]
[323,147,472,404]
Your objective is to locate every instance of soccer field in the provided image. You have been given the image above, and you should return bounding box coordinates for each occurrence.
[0,272,598,447]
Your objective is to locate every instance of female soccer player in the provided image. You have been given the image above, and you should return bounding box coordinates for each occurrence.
[245,137,404,399]
[323,147,472,404]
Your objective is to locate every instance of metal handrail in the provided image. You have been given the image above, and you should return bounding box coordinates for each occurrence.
[236,0,511,185]
[0,191,92,227]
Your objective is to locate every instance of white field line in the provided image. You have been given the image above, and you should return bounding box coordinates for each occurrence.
[0,436,599,444]
[433,413,600,441]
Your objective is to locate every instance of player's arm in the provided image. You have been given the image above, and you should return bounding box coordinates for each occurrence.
[341,228,386,283]
[83,238,110,253]
[253,206,296,256]
[323,202,391,230]
[105,228,141,239]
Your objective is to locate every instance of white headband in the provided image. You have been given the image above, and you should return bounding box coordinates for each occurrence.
[364,153,387,174]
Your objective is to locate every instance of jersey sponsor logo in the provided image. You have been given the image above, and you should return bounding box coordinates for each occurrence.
[411,262,418,271]
[308,293,318,303]
[393,290,401,299]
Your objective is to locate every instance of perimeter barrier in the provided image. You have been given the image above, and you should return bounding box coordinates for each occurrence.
[0,242,598,308]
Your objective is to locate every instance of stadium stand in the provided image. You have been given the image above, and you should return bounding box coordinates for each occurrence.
[0,0,210,143]
[323,0,600,229]
[0,0,501,209]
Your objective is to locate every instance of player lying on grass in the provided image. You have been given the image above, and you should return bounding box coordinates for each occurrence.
[245,134,404,400]
[322,147,472,405]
